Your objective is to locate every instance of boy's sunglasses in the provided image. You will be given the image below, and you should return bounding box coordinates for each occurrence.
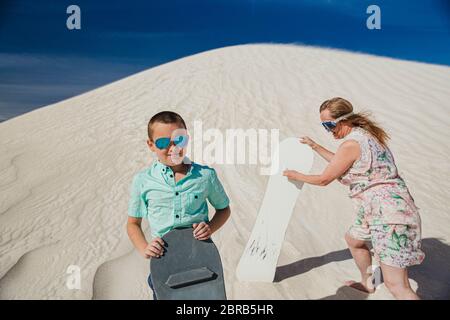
[154,135,189,150]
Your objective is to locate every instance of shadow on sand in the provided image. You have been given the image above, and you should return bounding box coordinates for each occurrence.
[274,238,450,300]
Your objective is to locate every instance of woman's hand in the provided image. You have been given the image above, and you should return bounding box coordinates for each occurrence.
[299,136,318,149]
[301,136,336,162]
[283,169,301,181]
[193,222,212,241]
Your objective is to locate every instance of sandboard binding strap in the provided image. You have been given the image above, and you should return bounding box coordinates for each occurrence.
[165,267,217,289]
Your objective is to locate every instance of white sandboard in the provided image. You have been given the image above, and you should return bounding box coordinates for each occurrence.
[236,137,314,282]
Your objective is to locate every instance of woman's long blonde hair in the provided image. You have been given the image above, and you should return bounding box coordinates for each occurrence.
[319,97,390,147]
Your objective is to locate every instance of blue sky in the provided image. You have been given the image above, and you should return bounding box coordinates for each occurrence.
[0,0,449,121]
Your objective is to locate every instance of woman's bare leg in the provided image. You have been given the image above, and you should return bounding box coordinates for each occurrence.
[344,233,375,293]
[380,263,420,300]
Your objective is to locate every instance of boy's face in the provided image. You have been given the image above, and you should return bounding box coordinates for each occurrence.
[147,122,189,166]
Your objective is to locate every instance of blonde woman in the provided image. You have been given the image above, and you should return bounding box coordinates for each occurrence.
[283,97,424,300]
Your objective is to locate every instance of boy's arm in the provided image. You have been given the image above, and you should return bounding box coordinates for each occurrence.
[127,217,165,258]
[194,168,231,240]
[127,217,149,257]
[209,206,231,234]
[193,206,231,240]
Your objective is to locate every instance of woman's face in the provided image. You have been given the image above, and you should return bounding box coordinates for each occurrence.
[320,109,350,139]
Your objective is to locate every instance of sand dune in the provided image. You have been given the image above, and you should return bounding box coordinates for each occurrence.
[0,44,449,299]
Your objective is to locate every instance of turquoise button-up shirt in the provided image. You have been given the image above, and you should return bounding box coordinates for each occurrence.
[128,159,230,238]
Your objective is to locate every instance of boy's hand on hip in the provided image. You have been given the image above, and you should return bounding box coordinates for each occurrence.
[142,237,165,259]
[193,222,212,241]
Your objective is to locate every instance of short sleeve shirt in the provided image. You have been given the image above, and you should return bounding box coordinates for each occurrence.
[128,160,230,237]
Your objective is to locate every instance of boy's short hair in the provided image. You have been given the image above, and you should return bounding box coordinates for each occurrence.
[147,111,187,140]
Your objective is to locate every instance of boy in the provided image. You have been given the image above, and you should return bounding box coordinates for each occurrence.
[126,111,231,300]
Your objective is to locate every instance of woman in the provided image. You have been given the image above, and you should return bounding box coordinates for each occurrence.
[283,97,425,300]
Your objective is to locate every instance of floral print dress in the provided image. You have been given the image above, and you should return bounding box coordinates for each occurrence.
[338,127,425,268]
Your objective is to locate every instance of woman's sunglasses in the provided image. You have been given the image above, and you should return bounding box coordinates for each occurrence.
[321,112,354,132]
[321,121,337,132]
[154,135,189,150]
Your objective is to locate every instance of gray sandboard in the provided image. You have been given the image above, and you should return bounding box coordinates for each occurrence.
[150,227,226,300]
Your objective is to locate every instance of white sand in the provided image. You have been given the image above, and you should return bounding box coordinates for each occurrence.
[0,44,449,300]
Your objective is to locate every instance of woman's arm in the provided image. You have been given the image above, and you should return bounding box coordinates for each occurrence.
[284,140,360,186]
[300,137,334,162]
